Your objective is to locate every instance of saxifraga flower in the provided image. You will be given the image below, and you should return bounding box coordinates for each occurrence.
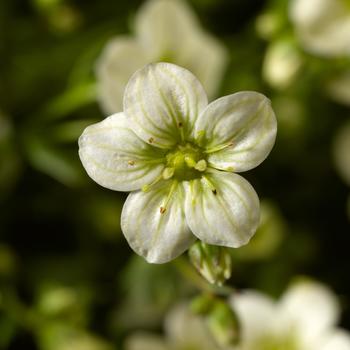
[96,0,228,114]
[79,63,277,263]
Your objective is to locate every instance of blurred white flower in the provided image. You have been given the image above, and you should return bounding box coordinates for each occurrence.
[96,0,228,114]
[263,40,303,89]
[231,280,350,350]
[289,0,350,57]
[79,62,277,263]
[124,304,222,350]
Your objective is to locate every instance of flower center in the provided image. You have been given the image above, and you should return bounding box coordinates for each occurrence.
[164,143,207,181]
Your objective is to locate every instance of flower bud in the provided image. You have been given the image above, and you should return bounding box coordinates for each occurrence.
[189,242,232,286]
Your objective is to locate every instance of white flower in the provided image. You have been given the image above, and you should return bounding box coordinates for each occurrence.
[79,62,277,263]
[96,0,228,114]
[262,40,302,89]
[124,304,222,350]
[231,280,350,350]
[289,0,350,57]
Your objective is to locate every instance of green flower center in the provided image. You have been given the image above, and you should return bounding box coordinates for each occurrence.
[165,143,207,181]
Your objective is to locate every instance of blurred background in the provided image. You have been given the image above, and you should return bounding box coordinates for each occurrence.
[0,0,349,349]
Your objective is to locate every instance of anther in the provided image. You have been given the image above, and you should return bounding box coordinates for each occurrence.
[148,137,154,143]
[184,156,196,168]
[128,160,135,166]
[194,159,207,172]
[178,122,183,127]
[212,189,217,195]
[142,184,150,192]
[160,207,166,214]
[162,167,175,180]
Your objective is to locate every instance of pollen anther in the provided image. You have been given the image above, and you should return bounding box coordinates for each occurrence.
[162,167,175,180]
[194,159,207,172]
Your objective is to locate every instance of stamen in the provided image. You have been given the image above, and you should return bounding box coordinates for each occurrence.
[196,130,206,147]
[162,167,175,180]
[142,174,163,192]
[128,160,135,166]
[159,180,178,214]
[184,155,196,168]
[148,137,154,144]
[194,159,207,172]
[204,141,234,154]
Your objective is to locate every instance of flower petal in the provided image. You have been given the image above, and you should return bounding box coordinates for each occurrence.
[165,304,218,350]
[123,62,208,148]
[134,0,228,99]
[121,180,195,263]
[78,112,165,191]
[230,291,277,344]
[194,91,277,172]
[290,0,350,57]
[125,332,168,350]
[95,37,150,114]
[279,280,340,344]
[134,0,201,59]
[184,171,260,247]
[319,330,350,350]
[180,32,228,99]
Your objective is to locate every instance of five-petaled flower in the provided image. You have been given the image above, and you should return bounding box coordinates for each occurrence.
[96,0,228,114]
[231,280,350,350]
[79,63,277,263]
[290,0,350,57]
